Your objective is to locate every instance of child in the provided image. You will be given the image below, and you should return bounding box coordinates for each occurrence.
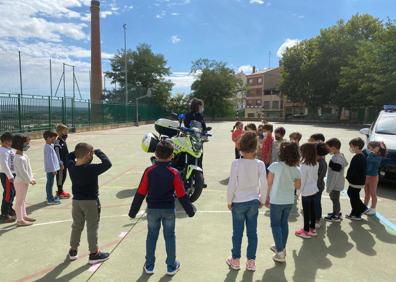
[43,130,61,205]
[363,141,387,216]
[261,124,274,167]
[308,133,325,143]
[289,132,302,145]
[12,134,36,227]
[231,121,244,159]
[324,138,348,222]
[226,132,267,271]
[67,143,112,265]
[244,123,257,133]
[129,141,195,276]
[257,125,264,161]
[265,142,301,262]
[295,143,319,239]
[346,138,367,220]
[272,127,286,163]
[0,132,16,222]
[315,143,329,228]
[54,124,70,199]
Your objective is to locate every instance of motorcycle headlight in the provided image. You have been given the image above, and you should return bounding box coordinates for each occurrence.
[191,137,202,152]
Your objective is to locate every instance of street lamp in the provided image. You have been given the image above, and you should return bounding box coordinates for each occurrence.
[135,88,152,126]
[123,24,128,120]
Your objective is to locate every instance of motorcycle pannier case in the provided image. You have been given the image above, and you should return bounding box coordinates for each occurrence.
[142,133,159,153]
[154,118,180,137]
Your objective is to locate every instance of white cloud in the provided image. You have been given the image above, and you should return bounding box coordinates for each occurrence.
[171,35,181,44]
[171,12,180,16]
[167,71,197,93]
[249,0,265,5]
[276,38,301,57]
[238,65,253,74]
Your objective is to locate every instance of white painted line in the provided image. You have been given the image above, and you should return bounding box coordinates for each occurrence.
[87,263,102,272]
[118,231,128,238]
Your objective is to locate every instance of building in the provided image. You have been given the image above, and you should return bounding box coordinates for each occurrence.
[244,67,284,119]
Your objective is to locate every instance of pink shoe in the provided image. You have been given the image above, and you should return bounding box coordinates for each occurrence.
[308,229,317,237]
[246,259,256,271]
[226,257,240,270]
[295,228,311,239]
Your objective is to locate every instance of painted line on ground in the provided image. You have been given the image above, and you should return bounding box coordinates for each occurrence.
[374,212,396,233]
[88,263,102,272]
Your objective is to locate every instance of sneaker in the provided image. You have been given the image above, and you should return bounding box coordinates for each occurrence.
[270,246,286,255]
[1,215,16,223]
[295,228,311,239]
[325,214,341,222]
[246,260,256,271]
[350,215,363,221]
[365,208,376,216]
[166,260,181,276]
[88,251,110,265]
[16,220,32,227]
[327,212,334,216]
[9,209,16,217]
[272,251,286,263]
[308,229,317,237]
[57,191,71,199]
[143,263,155,275]
[226,257,240,270]
[47,199,61,205]
[68,249,78,261]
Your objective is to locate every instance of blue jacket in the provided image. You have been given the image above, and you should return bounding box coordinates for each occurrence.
[365,150,382,176]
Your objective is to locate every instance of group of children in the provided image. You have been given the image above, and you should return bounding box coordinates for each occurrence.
[228,121,387,269]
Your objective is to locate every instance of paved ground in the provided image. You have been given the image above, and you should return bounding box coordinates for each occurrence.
[1,122,396,282]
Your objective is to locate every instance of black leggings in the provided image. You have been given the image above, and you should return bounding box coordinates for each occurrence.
[302,194,316,231]
[56,168,67,193]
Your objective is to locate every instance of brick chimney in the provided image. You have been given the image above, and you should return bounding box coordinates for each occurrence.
[90,0,103,103]
[252,66,256,73]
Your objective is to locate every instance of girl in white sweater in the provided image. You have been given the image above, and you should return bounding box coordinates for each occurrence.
[295,143,319,239]
[12,134,36,226]
[226,132,268,272]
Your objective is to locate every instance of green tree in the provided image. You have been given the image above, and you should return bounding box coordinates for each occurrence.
[167,93,191,114]
[105,43,173,105]
[190,59,243,119]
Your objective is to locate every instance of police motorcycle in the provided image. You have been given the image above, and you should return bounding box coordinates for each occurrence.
[141,114,211,202]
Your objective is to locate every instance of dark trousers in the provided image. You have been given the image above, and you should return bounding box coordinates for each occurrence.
[0,173,15,216]
[302,194,316,231]
[235,148,241,159]
[56,167,68,193]
[314,190,323,220]
[329,190,341,215]
[347,186,366,216]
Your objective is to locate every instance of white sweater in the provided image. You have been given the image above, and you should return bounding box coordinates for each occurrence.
[227,158,268,204]
[0,146,15,179]
[14,154,34,184]
[299,163,319,197]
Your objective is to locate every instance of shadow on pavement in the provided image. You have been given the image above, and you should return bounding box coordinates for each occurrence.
[224,268,238,282]
[327,222,354,258]
[219,178,230,186]
[348,221,376,256]
[34,258,90,282]
[136,269,153,282]
[26,201,48,214]
[261,263,287,282]
[293,230,332,282]
[116,188,138,199]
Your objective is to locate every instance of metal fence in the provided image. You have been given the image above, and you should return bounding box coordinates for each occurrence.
[0,93,168,133]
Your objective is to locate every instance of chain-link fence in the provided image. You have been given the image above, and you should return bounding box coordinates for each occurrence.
[0,93,167,133]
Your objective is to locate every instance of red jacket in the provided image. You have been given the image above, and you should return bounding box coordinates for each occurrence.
[262,135,274,164]
[232,129,244,148]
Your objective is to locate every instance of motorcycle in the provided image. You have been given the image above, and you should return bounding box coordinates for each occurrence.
[141,114,211,203]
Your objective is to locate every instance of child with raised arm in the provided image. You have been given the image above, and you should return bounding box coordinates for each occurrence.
[265,142,301,263]
[226,132,267,271]
[129,141,195,276]
[67,143,112,265]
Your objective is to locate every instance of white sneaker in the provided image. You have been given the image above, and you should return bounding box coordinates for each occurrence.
[272,251,286,263]
[270,246,286,255]
[315,222,321,229]
[365,208,376,216]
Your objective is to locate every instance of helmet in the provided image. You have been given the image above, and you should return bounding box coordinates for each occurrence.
[142,133,159,153]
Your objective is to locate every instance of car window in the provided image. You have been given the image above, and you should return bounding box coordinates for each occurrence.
[375,115,396,135]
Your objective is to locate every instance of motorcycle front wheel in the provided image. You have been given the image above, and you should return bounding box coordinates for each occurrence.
[189,171,204,203]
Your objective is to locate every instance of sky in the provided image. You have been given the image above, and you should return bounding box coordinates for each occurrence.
[0,0,395,99]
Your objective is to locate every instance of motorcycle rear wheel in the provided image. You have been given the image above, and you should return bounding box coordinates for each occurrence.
[189,171,204,203]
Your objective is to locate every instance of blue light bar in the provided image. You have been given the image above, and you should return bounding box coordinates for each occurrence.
[384,105,396,111]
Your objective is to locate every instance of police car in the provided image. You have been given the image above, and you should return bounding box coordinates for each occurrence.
[360,105,396,180]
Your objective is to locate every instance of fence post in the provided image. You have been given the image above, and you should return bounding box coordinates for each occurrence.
[62,97,65,124]
[88,101,91,126]
[71,97,75,129]
[48,96,51,129]
[17,94,22,131]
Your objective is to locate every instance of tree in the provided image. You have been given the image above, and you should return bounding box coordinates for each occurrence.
[167,93,190,114]
[190,59,243,119]
[105,43,173,105]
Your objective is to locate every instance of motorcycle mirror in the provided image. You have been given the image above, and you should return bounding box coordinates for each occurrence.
[178,113,186,121]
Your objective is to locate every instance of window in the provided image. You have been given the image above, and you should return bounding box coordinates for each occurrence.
[258,78,262,84]
[264,89,271,95]
[256,99,262,105]
[263,101,270,109]
[272,101,280,109]
[247,100,252,106]
[256,89,262,96]
[247,113,255,118]
[248,78,253,84]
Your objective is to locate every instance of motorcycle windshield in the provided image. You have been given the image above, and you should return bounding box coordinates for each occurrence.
[189,120,203,134]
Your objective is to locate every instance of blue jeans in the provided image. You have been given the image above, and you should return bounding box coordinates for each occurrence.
[146,208,176,268]
[270,204,293,252]
[231,200,259,260]
[46,173,55,201]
